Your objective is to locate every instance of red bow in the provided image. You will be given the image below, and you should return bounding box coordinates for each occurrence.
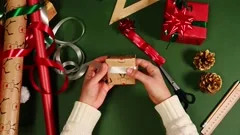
[119,18,135,32]
[163,7,194,36]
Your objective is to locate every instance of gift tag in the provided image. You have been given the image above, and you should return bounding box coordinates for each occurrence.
[45,1,57,21]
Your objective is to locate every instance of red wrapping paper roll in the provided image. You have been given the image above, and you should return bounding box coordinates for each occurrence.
[27,0,56,135]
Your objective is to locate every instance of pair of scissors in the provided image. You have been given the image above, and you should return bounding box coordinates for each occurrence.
[159,66,196,110]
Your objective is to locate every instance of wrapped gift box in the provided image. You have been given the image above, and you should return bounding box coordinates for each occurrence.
[106,56,136,85]
[161,0,209,45]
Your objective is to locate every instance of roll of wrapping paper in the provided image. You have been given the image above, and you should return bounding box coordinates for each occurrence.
[0,25,3,81]
[28,0,57,135]
[0,0,27,135]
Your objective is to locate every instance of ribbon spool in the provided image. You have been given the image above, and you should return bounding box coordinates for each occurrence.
[53,42,86,80]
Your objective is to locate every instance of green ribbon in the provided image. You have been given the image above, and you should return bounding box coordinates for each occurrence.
[175,0,188,9]
[192,21,208,28]
[166,33,178,49]
[0,3,43,20]
[5,3,44,19]
[45,36,54,45]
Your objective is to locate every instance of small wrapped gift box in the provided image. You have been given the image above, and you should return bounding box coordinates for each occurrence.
[106,56,136,85]
[161,0,209,45]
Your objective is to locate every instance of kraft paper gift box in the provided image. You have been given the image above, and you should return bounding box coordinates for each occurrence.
[106,56,136,85]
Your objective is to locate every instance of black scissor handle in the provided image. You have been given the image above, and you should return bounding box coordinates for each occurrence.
[181,100,189,110]
[175,89,196,110]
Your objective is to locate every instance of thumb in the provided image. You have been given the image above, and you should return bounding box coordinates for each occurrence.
[126,68,149,83]
[91,63,108,83]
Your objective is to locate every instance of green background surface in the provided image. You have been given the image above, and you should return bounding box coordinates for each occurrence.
[19,0,240,135]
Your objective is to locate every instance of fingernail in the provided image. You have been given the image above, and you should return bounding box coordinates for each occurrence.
[126,68,133,74]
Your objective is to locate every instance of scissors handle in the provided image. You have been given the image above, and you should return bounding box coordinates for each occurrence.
[175,89,196,110]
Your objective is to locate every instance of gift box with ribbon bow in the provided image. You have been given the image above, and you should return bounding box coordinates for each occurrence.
[161,0,209,45]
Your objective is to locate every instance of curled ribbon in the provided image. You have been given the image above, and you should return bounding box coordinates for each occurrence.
[50,17,88,80]
[119,18,166,66]
[163,7,194,36]
[40,7,88,80]
[52,17,85,44]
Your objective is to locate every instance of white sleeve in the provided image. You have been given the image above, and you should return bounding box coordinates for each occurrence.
[60,102,101,135]
[155,95,199,135]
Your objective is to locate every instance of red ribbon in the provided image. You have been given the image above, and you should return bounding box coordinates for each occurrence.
[119,18,166,66]
[163,7,194,36]
[28,0,62,134]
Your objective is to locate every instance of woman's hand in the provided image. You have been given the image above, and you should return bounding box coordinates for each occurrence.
[79,56,113,109]
[126,59,171,105]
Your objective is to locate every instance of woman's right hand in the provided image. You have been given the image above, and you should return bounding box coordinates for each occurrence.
[126,59,172,105]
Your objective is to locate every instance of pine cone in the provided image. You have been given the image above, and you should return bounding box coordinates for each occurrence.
[193,50,215,71]
[199,73,222,94]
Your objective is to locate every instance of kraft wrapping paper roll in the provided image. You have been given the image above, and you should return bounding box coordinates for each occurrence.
[0,0,27,134]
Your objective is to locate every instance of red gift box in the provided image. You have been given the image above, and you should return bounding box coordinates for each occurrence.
[161,0,209,45]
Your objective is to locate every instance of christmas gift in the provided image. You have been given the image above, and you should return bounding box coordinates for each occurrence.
[161,0,209,45]
[106,56,136,85]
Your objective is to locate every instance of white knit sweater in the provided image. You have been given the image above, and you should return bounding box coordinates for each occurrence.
[60,96,199,135]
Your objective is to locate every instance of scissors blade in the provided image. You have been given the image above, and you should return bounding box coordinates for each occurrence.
[159,66,181,90]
